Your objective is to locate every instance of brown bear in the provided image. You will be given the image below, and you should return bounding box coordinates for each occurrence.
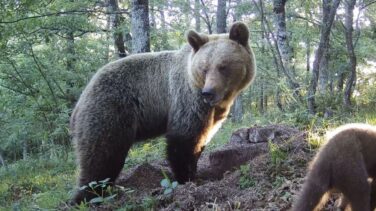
[70,22,256,204]
[292,123,376,211]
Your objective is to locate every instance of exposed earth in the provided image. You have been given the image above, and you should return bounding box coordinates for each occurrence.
[70,124,342,210]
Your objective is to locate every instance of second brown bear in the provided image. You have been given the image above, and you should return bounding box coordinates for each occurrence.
[293,123,376,211]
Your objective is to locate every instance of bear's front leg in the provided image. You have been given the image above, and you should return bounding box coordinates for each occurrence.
[166,135,205,183]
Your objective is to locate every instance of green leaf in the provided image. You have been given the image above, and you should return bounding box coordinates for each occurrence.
[88,181,97,188]
[104,194,117,201]
[171,181,178,189]
[89,197,104,204]
[160,178,170,188]
[79,185,88,191]
[163,188,172,195]
[99,178,110,184]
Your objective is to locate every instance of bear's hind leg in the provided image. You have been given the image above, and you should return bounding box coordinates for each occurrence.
[369,178,376,210]
[336,159,370,211]
[71,109,136,205]
[72,142,132,205]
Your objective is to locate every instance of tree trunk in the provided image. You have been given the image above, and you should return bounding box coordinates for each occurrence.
[131,0,150,53]
[273,0,300,100]
[337,69,346,91]
[185,0,191,29]
[253,0,298,103]
[273,0,294,75]
[216,0,227,33]
[307,0,340,114]
[158,4,169,50]
[150,0,156,29]
[67,0,76,73]
[305,6,312,72]
[258,80,265,114]
[66,30,77,104]
[264,94,268,112]
[233,0,243,22]
[22,140,28,160]
[105,10,111,63]
[231,95,243,123]
[318,47,330,94]
[200,0,213,34]
[0,151,6,168]
[66,31,75,73]
[258,0,283,110]
[109,0,127,57]
[194,0,201,32]
[343,0,357,107]
[306,37,311,72]
[230,0,244,122]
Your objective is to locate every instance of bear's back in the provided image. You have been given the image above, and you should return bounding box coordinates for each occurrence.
[75,49,192,141]
[323,124,376,173]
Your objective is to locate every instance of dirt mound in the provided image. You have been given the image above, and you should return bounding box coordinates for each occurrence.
[89,124,339,210]
[159,124,310,210]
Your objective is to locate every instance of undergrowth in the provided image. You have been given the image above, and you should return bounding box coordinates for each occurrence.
[1,106,376,210]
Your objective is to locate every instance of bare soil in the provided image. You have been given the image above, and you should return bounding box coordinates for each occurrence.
[87,124,341,210]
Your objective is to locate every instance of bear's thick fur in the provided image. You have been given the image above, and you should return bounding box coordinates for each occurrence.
[293,124,376,211]
[70,22,256,204]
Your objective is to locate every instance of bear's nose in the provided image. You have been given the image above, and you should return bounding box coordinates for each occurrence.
[201,88,215,102]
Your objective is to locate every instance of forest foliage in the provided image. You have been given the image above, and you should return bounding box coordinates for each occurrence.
[0,0,376,207]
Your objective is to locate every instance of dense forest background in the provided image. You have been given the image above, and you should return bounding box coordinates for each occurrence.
[0,0,376,209]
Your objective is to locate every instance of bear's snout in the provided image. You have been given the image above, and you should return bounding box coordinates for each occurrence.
[201,88,220,106]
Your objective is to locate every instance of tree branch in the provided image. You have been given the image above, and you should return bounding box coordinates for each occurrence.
[0,9,129,24]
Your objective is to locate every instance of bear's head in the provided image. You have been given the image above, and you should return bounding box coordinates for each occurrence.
[187,22,256,108]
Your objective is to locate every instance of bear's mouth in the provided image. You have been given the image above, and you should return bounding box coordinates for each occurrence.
[202,95,223,106]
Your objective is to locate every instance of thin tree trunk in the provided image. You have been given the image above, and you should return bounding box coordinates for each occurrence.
[0,151,6,168]
[275,66,283,111]
[23,140,28,160]
[131,0,150,53]
[150,0,156,29]
[233,0,242,22]
[337,70,346,91]
[66,30,77,104]
[185,0,190,29]
[159,5,169,50]
[306,37,311,72]
[305,6,312,72]
[104,11,111,63]
[253,0,299,102]
[109,0,127,57]
[66,31,75,73]
[194,0,201,32]
[273,0,295,76]
[67,0,76,73]
[258,80,265,114]
[230,0,244,121]
[318,47,330,94]
[232,95,243,122]
[273,0,301,100]
[259,0,283,110]
[200,0,213,34]
[307,0,340,114]
[216,0,227,33]
[343,0,357,107]
[264,94,268,112]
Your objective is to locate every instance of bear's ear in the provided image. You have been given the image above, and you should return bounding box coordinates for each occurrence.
[187,30,208,52]
[229,22,249,47]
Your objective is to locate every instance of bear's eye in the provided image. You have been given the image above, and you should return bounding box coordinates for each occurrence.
[218,65,229,76]
[202,68,209,74]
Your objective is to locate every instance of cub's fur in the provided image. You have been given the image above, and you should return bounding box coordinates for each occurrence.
[70,22,256,204]
[293,123,376,211]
